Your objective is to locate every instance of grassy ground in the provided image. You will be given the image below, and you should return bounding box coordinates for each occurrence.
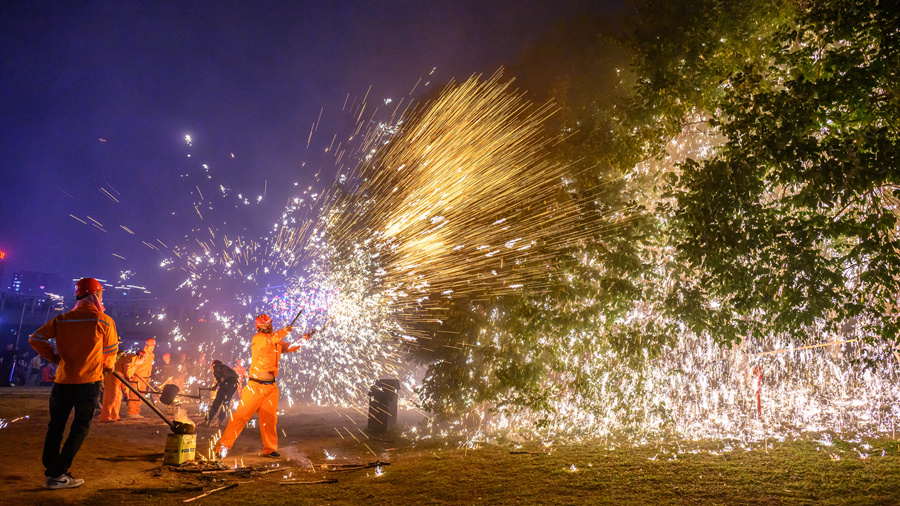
[71,436,900,505]
[3,388,899,505]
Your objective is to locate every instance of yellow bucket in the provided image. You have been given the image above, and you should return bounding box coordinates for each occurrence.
[163,433,196,465]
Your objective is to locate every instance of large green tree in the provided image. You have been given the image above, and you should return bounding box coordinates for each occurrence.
[628,0,900,347]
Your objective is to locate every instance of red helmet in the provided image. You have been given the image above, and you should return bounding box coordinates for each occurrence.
[255,314,273,329]
[75,278,104,297]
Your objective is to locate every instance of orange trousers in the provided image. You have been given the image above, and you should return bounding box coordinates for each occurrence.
[127,376,150,415]
[216,382,279,454]
[99,372,124,421]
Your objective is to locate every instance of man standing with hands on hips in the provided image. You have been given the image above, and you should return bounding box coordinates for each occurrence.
[214,314,313,459]
[29,278,119,489]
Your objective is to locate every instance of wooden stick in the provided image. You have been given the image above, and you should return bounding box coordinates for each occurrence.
[201,467,254,474]
[324,461,391,472]
[183,483,238,503]
[258,467,294,475]
[97,486,204,494]
[289,309,304,327]
[279,479,338,485]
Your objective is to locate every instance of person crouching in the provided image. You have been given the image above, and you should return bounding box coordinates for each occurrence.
[203,359,240,427]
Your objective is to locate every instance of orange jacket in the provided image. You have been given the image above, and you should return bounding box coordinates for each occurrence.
[134,349,154,378]
[114,353,141,378]
[29,302,119,384]
[248,327,299,379]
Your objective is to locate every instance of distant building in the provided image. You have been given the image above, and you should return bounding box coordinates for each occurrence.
[0,249,6,292]
[8,271,64,296]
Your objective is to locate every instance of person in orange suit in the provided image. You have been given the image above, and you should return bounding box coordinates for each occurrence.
[127,338,155,417]
[232,358,247,400]
[29,277,118,489]
[214,314,313,459]
[99,350,144,423]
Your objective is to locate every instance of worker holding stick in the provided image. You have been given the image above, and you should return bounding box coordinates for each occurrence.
[126,338,155,417]
[99,350,144,423]
[202,359,240,427]
[28,277,119,489]
[214,312,313,459]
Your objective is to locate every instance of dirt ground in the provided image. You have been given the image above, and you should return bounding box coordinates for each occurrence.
[4,387,900,505]
[0,386,423,505]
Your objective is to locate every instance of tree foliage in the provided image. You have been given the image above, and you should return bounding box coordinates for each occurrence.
[413,0,900,427]
[639,0,900,347]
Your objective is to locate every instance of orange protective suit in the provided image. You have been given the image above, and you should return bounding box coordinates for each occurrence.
[99,353,140,422]
[128,346,154,415]
[216,327,303,455]
[29,302,118,384]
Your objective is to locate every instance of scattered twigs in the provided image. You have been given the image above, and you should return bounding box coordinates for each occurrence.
[198,465,296,476]
[168,461,230,473]
[183,483,238,503]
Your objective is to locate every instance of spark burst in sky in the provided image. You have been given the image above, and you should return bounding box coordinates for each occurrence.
[62,68,900,446]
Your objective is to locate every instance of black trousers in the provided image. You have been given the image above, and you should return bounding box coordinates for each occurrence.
[207,380,238,423]
[42,381,101,477]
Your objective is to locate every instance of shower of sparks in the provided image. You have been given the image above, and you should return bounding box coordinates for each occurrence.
[454,330,900,443]
[57,64,900,447]
[146,69,633,411]
[404,113,900,444]
[0,416,30,430]
[295,69,629,335]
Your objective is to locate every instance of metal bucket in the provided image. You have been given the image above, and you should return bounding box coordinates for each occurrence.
[163,433,196,465]
[367,378,400,433]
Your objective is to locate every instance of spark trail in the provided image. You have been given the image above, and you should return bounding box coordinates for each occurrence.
[299,70,628,340]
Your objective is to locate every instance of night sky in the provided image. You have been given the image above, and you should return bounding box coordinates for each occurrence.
[1,0,620,296]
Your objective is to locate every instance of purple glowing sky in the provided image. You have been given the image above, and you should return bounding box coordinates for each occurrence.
[0,0,621,294]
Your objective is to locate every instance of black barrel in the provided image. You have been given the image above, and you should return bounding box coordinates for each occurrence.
[367,378,400,433]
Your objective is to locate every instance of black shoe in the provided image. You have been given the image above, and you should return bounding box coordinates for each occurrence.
[264,451,281,458]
